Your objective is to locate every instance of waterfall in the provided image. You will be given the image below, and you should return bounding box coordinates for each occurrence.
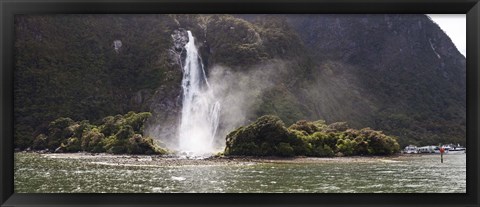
[178,31,221,155]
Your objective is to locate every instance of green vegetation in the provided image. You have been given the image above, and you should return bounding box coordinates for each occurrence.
[14,15,181,149]
[31,112,167,155]
[202,15,269,68]
[14,14,465,150]
[224,115,400,157]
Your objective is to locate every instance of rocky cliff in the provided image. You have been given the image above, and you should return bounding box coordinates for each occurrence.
[14,14,465,149]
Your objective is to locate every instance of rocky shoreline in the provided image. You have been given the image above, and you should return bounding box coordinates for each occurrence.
[14,152,419,167]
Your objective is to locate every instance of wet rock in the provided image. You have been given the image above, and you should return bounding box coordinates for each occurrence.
[171,29,188,51]
[113,40,122,53]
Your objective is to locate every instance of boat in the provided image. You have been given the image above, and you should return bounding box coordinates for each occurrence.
[410,144,466,154]
[417,145,439,153]
[403,145,418,154]
[441,144,466,154]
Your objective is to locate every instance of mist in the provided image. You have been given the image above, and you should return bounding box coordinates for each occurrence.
[208,60,288,149]
[145,59,288,153]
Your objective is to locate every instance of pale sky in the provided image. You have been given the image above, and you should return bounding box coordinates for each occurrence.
[426,14,466,57]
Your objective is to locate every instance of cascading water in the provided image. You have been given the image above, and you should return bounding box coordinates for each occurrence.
[178,31,221,155]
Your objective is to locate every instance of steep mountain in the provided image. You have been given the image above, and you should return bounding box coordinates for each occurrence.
[283,14,466,146]
[14,14,465,149]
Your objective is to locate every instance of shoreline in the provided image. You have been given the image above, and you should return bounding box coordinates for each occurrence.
[14,151,448,167]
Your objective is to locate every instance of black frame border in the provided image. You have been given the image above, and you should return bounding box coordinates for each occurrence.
[1,0,479,207]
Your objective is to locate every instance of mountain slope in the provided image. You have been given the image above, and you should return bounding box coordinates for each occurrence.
[283,14,466,146]
[14,14,466,149]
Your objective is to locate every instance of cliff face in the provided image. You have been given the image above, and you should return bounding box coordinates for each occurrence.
[14,14,465,149]
[14,15,183,148]
[283,14,466,146]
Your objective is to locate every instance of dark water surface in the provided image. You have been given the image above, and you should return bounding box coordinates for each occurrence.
[14,152,466,193]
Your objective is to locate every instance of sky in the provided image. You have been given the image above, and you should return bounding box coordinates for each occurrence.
[426,14,466,57]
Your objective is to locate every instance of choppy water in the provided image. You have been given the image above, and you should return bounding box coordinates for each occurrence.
[14,153,466,193]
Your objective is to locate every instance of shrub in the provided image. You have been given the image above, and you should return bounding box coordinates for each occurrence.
[73,120,93,139]
[313,144,335,157]
[49,117,75,130]
[124,111,152,134]
[224,115,291,156]
[326,122,349,133]
[100,115,122,136]
[253,115,291,144]
[81,128,105,152]
[227,141,260,156]
[46,117,76,149]
[354,140,369,155]
[15,125,35,149]
[103,135,117,151]
[32,134,47,150]
[259,142,275,156]
[224,116,400,157]
[360,128,400,155]
[312,120,328,130]
[288,120,318,135]
[336,139,356,156]
[62,137,81,152]
[126,134,166,154]
[115,125,135,140]
[276,142,295,157]
[289,136,311,156]
[108,146,127,154]
[33,112,166,155]
[311,132,337,150]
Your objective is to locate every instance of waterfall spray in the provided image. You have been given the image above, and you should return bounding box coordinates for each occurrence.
[178,31,221,155]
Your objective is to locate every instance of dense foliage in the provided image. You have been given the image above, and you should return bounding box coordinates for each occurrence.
[14,15,181,149]
[30,112,167,155]
[15,14,465,150]
[224,115,400,157]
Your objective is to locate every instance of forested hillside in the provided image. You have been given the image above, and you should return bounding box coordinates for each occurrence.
[14,14,466,149]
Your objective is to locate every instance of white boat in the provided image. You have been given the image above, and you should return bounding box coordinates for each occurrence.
[411,144,466,154]
[417,145,439,153]
[403,145,418,154]
[442,144,466,154]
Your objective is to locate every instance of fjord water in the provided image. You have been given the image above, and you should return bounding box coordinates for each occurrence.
[14,153,466,193]
[178,31,221,155]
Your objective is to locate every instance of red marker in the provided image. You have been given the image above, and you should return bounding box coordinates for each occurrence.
[440,147,445,163]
